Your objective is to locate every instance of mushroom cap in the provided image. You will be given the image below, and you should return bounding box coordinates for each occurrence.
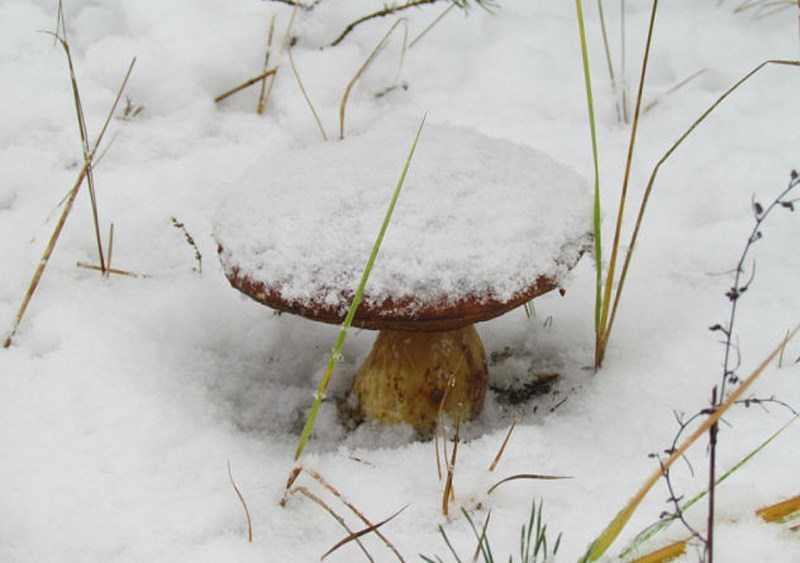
[216,118,593,331]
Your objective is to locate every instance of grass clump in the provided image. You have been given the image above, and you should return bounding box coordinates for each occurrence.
[421,500,561,563]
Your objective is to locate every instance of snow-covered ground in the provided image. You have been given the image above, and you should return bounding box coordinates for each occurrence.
[1,1,798,561]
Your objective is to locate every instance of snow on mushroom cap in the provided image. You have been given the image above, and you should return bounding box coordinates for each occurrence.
[215,118,593,317]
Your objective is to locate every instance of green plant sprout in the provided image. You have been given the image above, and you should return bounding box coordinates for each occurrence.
[421,500,561,563]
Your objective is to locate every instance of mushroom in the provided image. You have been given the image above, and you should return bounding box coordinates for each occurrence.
[216,119,592,434]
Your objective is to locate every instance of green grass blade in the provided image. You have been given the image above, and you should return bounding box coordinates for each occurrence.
[574,0,604,352]
[293,116,426,461]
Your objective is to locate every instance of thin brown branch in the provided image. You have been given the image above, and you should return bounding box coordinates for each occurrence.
[330,0,438,47]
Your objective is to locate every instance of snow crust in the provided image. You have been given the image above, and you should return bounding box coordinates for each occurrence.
[216,120,591,315]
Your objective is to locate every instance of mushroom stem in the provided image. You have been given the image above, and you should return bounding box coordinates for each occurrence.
[350,325,488,434]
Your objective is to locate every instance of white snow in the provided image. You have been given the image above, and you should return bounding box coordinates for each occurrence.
[216,118,592,316]
[1,1,799,562]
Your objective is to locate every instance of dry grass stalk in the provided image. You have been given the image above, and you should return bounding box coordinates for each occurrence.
[600,60,800,358]
[304,468,406,561]
[281,467,405,561]
[756,493,800,523]
[643,68,707,114]
[280,466,303,506]
[290,485,375,562]
[488,413,522,472]
[434,373,456,481]
[260,4,299,114]
[76,263,143,278]
[486,473,570,496]
[3,57,136,349]
[408,2,456,48]
[471,510,492,562]
[257,14,277,114]
[227,461,253,543]
[46,7,107,274]
[595,0,625,123]
[595,0,658,369]
[105,223,114,276]
[287,48,329,140]
[442,418,460,516]
[214,68,278,103]
[632,540,687,563]
[339,18,408,140]
[322,505,408,561]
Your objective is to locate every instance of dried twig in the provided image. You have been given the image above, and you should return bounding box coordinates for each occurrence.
[330,0,437,47]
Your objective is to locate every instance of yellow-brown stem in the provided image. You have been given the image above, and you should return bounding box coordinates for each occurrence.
[350,326,487,434]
